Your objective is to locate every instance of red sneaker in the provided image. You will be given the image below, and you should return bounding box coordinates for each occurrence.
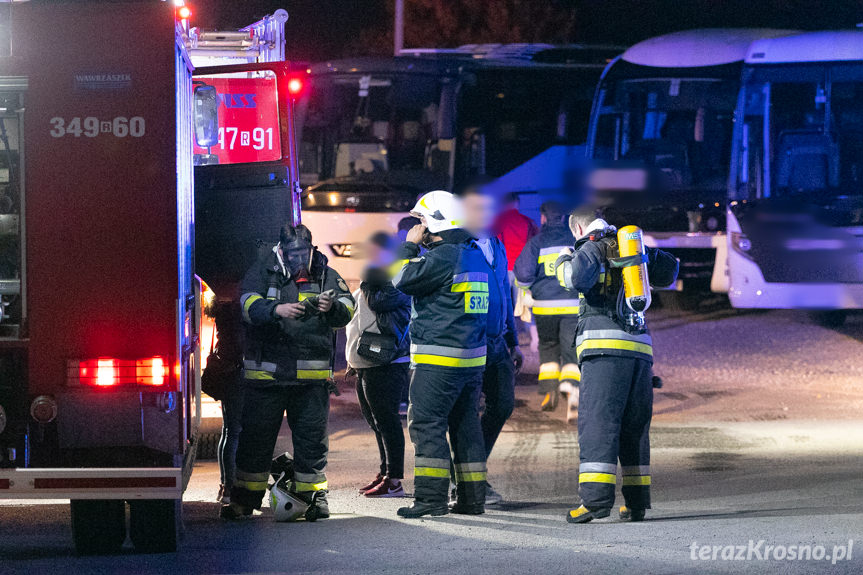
[359,473,384,494]
[364,478,405,498]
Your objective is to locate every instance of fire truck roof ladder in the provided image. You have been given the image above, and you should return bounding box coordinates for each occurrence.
[186,9,288,63]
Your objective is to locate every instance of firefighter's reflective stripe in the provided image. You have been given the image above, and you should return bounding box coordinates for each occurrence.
[298,292,318,301]
[294,472,328,492]
[297,360,332,380]
[575,329,653,360]
[539,361,561,381]
[622,465,651,486]
[244,360,278,373]
[411,343,487,369]
[414,459,450,478]
[579,472,617,484]
[532,299,580,315]
[245,370,276,381]
[241,292,263,322]
[454,462,487,483]
[235,470,270,491]
[560,363,581,382]
[451,272,489,293]
[266,287,279,300]
[580,462,617,474]
[539,245,571,276]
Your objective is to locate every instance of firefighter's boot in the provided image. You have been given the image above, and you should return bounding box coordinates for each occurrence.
[566,505,611,524]
[397,501,449,518]
[619,505,646,522]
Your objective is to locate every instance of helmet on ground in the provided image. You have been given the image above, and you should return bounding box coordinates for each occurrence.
[269,471,311,522]
[410,190,463,234]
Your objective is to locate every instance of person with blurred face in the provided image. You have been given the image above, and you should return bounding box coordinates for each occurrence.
[460,186,523,506]
[513,202,581,420]
[346,232,411,498]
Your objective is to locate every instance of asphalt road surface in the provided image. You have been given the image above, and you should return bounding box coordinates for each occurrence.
[2,305,862,574]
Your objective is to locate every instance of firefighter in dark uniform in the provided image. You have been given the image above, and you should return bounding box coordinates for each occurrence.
[513,201,581,415]
[555,208,678,524]
[393,190,489,518]
[221,224,355,520]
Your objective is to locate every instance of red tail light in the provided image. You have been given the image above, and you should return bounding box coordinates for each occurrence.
[95,359,118,387]
[69,357,172,390]
[288,78,303,96]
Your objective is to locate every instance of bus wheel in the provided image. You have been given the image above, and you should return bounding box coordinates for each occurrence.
[70,499,126,555]
[196,432,219,460]
[129,499,182,553]
[810,310,847,328]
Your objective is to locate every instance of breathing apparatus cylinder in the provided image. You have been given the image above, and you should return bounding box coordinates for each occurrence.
[616,225,651,319]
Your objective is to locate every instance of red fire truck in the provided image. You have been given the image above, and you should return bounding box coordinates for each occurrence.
[0,0,299,554]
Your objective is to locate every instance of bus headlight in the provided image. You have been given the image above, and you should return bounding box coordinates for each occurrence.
[731,232,753,259]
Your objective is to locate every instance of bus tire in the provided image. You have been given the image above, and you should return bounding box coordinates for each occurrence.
[810,310,847,329]
[129,499,182,553]
[196,432,219,460]
[71,499,126,555]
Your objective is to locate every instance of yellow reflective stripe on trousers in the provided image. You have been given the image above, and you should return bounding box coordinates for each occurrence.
[579,472,617,484]
[415,467,450,478]
[622,475,651,486]
[576,339,653,357]
[245,370,276,381]
[412,354,486,368]
[297,369,332,380]
[455,471,487,482]
[235,470,269,491]
[294,480,328,492]
[234,479,269,491]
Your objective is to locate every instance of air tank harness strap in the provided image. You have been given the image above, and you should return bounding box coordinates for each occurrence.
[607,253,649,269]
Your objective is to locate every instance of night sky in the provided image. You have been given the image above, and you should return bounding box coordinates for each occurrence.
[191,0,863,62]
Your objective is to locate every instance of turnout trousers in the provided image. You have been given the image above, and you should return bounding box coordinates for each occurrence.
[231,382,330,510]
[480,335,516,459]
[577,356,653,510]
[535,314,580,395]
[408,366,486,506]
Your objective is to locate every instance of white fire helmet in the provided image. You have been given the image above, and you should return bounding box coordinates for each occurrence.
[410,190,464,234]
[269,472,314,522]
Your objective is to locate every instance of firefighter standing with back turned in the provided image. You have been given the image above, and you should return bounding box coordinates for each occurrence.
[392,190,490,518]
[555,208,678,524]
[221,224,355,521]
[513,201,581,418]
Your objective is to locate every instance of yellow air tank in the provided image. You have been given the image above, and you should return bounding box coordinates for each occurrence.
[616,225,651,314]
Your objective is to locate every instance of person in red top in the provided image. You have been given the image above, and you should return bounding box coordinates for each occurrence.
[495,193,539,271]
[494,193,540,351]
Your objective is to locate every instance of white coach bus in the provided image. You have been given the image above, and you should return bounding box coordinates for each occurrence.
[727,31,863,326]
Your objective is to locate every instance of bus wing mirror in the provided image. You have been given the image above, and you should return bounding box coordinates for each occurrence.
[193,85,219,147]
